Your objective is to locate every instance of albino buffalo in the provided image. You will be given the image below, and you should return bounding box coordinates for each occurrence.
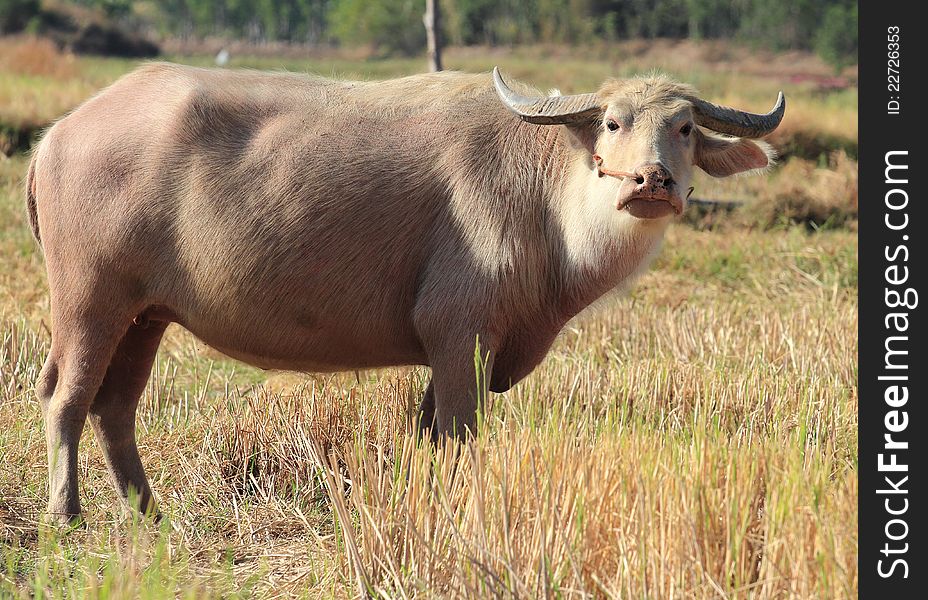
[27,63,783,523]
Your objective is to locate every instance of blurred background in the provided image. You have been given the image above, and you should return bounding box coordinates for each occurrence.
[0,0,858,66]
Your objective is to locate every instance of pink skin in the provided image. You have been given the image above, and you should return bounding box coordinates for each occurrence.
[616,163,683,218]
[623,198,678,219]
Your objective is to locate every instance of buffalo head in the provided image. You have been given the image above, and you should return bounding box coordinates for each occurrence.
[493,68,784,220]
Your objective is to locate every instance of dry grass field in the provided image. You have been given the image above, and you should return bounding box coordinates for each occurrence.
[0,38,856,598]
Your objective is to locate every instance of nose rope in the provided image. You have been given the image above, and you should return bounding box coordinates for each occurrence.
[592,155,639,181]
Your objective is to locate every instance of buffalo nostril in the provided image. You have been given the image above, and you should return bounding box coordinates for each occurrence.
[634,175,645,184]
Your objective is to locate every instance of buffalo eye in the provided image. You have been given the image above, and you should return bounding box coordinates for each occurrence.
[680,123,693,137]
[605,119,620,132]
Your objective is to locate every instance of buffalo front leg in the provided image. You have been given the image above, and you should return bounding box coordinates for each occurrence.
[35,305,127,526]
[417,380,438,444]
[87,320,168,518]
[427,338,495,441]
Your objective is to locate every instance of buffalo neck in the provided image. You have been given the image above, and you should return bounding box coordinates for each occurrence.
[542,127,670,323]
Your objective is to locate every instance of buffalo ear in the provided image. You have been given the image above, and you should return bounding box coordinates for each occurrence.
[563,120,601,155]
[695,131,775,177]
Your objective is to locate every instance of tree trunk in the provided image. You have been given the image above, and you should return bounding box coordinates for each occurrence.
[424,0,443,72]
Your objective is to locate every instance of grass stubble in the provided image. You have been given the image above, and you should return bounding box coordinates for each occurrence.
[0,41,856,598]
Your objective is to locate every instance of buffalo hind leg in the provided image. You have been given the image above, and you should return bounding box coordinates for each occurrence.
[35,304,128,526]
[87,320,168,519]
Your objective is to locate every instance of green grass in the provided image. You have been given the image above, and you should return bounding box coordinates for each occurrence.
[0,43,857,598]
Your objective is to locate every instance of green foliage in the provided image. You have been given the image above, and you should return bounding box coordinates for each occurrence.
[329,0,425,55]
[441,0,497,45]
[734,0,817,51]
[0,0,40,34]
[815,2,858,71]
[620,0,689,39]
[143,0,332,43]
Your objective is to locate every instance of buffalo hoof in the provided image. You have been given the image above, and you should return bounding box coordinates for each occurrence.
[40,511,86,533]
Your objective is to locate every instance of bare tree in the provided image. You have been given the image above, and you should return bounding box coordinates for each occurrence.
[424,0,442,72]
